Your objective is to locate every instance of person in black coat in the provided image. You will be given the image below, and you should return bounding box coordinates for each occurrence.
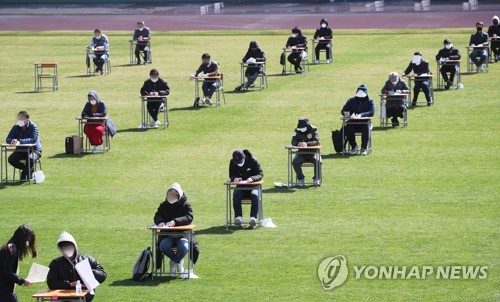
[291,118,321,186]
[47,231,106,302]
[381,72,409,127]
[469,21,489,71]
[133,21,151,64]
[140,69,170,128]
[435,39,461,89]
[286,26,308,73]
[488,16,500,61]
[154,183,197,277]
[341,85,375,156]
[402,51,433,106]
[313,18,333,63]
[238,41,266,90]
[229,149,264,227]
[0,225,37,302]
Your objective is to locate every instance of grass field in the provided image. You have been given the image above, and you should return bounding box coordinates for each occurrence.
[0,28,498,301]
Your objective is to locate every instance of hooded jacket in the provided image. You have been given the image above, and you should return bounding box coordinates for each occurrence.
[341,89,375,118]
[403,58,430,76]
[291,119,320,147]
[154,183,194,227]
[488,16,500,37]
[435,45,461,61]
[242,41,266,75]
[140,78,170,96]
[229,149,264,182]
[286,30,307,51]
[314,18,333,41]
[82,91,107,118]
[47,232,106,297]
[6,120,43,153]
[0,244,25,294]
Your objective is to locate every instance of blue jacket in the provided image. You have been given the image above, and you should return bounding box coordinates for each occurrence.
[6,121,42,152]
[341,96,375,118]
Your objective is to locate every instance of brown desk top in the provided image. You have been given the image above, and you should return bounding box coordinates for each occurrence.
[78,116,108,120]
[34,62,57,66]
[149,224,196,231]
[285,145,321,150]
[405,74,433,78]
[141,95,167,99]
[225,180,264,186]
[436,60,461,63]
[0,143,36,147]
[341,116,373,121]
[379,93,409,97]
[241,62,266,65]
[32,289,89,298]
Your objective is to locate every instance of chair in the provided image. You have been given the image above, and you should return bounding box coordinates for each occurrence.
[34,62,58,92]
[239,62,268,91]
[86,51,111,76]
[342,121,373,155]
[379,95,408,128]
[13,157,43,183]
[466,46,489,73]
[295,159,322,187]
[312,39,333,64]
[130,40,152,65]
[436,61,461,89]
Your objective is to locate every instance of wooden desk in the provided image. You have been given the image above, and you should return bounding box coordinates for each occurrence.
[34,62,58,92]
[75,117,110,154]
[129,39,152,65]
[341,117,373,155]
[404,74,434,106]
[224,180,264,229]
[435,60,461,89]
[239,62,267,90]
[32,289,88,302]
[85,48,110,75]
[139,96,168,129]
[281,47,309,75]
[285,145,321,187]
[378,94,409,127]
[148,224,196,279]
[311,38,333,63]
[0,143,37,184]
[193,75,225,108]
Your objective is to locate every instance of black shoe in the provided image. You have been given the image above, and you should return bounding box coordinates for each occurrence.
[136,60,141,65]
[427,102,433,106]
[391,117,399,127]
[20,171,28,181]
[95,67,99,73]
[445,81,452,90]
[411,101,417,107]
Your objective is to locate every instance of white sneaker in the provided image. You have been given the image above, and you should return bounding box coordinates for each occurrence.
[314,60,320,64]
[234,216,243,227]
[201,97,207,104]
[349,146,359,155]
[326,59,331,64]
[297,179,305,187]
[169,260,176,277]
[360,149,368,156]
[176,259,184,275]
[313,179,321,186]
[92,145,102,154]
[249,217,257,227]
[155,120,161,127]
[149,120,157,128]
[206,98,213,105]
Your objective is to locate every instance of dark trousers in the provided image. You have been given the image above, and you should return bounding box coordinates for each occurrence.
[202,81,218,99]
[491,40,500,56]
[8,149,41,180]
[292,153,320,181]
[233,189,259,218]
[135,44,149,62]
[315,42,331,60]
[287,52,302,69]
[440,64,456,82]
[93,54,105,69]
[0,290,17,302]
[346,123,370,150]
[147,101,163,121]
[413,80,432,103]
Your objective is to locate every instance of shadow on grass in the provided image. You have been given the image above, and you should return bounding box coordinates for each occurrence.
[118,127,162,133]
[0,182,26,190]
[372,126,394,132]
[113,64,136,68]
[49,152,92,159]
[169,106,211,112]
[262,186,295,194]
[109,277,173,287]
[321,153,351,159]
[66,75,94,78]
[15,91,38,94]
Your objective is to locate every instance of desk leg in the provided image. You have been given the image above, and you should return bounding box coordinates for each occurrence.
[287,149,292,187]
[226,185,230,230]
[188,230,193,279]
[141,100,146,129]
[151,230,156,279]
[164,101,168,129]
[258,185,263,227]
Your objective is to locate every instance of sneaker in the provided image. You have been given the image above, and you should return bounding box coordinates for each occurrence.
[326,59,331,64]
[445,81,452,90]
[234,216,243,227]
[155,120,161,127]
[136,60,141,65]
[297,179,305,187]
[176,259,184,275]
[205,98,213,106]
[92,145,102,154]
[201,97,207,104]
[360,149,368,156]
[314,60,320,64]
[476,66,480,72]
[411,101,417,107]
[313,179,321,186]
[249,217,257,227]
[349,146,359,155]
[169,260,176,277]
[95,67,99,73]
[149,119,157,128]
[249,83,256,88]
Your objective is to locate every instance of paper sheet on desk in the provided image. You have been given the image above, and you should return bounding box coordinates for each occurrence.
[75,258,100,294]
[27,263,50,283]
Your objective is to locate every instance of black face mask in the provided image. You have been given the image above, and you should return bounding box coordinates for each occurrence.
[477,27,483,31]
[494,20,499,26]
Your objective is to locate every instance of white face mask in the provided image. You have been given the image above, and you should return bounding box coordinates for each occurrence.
[138,27,144,31]
[167,195,178,204]
[90,100,97,105]
[445,44,452,50]
[391,81,398,85]
[291,34,297,38]
[17,120,25,127]
[412,55,422,65]
[61,245,75,258]
[356,90,367,98]
[237,160,245,167]
[95,35,101,39]
[321,24,327,28]
[297,127,307,132]
[150,77,159,83]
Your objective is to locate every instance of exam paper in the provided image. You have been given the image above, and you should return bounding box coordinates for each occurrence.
[27,263,50,283]
[75,258,100,292]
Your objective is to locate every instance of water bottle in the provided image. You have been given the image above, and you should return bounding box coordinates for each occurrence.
[76,280,82,295]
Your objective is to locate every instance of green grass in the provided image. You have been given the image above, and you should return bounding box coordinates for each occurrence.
[0,28,498,301]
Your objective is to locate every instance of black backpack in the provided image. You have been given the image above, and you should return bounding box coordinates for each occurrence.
[132,247,152,281]
[331,127,345,153]
[65,137,73,154]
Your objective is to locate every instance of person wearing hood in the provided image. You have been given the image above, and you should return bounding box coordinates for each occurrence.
[469,21,489,72]
[435,39,461,90]
[238,41,266,90]
[190,53,220,106]
[140,69,170,128]
[402,52,432,106]
[381,72,409,127]
[6,111,42,181]
[488,16,500,62]
[0,225,37,302]
[313,18,333,64]
[133,21,151,65]
[229,149,264,227]
[286,26,308,74]
[47,231,106,302]
[88,29,109,75]
[154,183,195,277]
[82,90,107,153]
[341,85,375,156]
[291,118,321,186]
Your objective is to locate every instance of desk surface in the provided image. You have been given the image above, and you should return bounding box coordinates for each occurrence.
[129,39,151,42]
[149,224,196,231]
[283,47,306,50]
[141,95,167,99]
[240,62,266,65]
[341,116,373,121]
[34,62,57,66]
[379,93,409,97]
[77,116,108,120]
[467,45,488,48]
[195,75,221,79]
[404,74,433,78]
[0,143,36,147]
[285,145,321,150]
[225,180,264,186]
[32,289,89,298]
[312,38,332,41]
[436,60,461,63]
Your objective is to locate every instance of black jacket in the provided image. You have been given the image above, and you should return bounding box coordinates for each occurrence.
[229,149,264,182]
[469,31,489,46]
[140,78,170,96]
[0,244,24,294]
[154,195,193,227]
[403,60,430,76]
[435,47,461,61]
[242,43,266,76]
[47,254,107,290]
[381,79,409,95]
[488,24,500,37]
[195,60,219,78]
[291,121,320,147]
[286,35,307,50]
[314,19,333,41]
[341,96,375,118]
[133,27,150,41]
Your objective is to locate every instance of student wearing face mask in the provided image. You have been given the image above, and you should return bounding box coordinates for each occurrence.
[435,39,461,90]
[488,16,500,62]
[313,18,333,64]
[286,26,308,74]
[189,53,220,105]
[229,150,264,227]
[0,225,37,302]
[381,72,409,127]
[82,90,107,153]
[402,51,432,106]
[469,21,489,72]
[291,118,321,186]
[6,111,42,181]
[237,41,266,90]
[88,29,109,75]
[47,231,106,302]
[154,183,198,277]
[341,85,375,156]
[140,69,170,128]
[133,21,151,65]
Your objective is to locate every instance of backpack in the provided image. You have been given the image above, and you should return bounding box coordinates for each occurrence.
[65,137,73,154]
[132,247,152,281]
[331,128,345,153]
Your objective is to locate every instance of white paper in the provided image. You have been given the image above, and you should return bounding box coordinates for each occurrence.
[75,258,100,292]
[27,263,50,283]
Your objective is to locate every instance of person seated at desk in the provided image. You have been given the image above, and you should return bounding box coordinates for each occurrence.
[488,16,500,62]
[313,18,333,64]
[6,111,42,181]
[47,231,106,302]
[291,118,321,186]
[154,182,196,277]
[469,21,489,72]
[87,29,109,75]
[402,51,432,106]
[286,26,307,74]
[229,149,264,227]
[0,225,37,302]
[133,21,151,65]
[189,53,220,106]
[236,41,266,91]
[435,38,461,90]
[82,90,107,153]
[140,69,170,128]
[381,72,409,127]
[341,85,375,156]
